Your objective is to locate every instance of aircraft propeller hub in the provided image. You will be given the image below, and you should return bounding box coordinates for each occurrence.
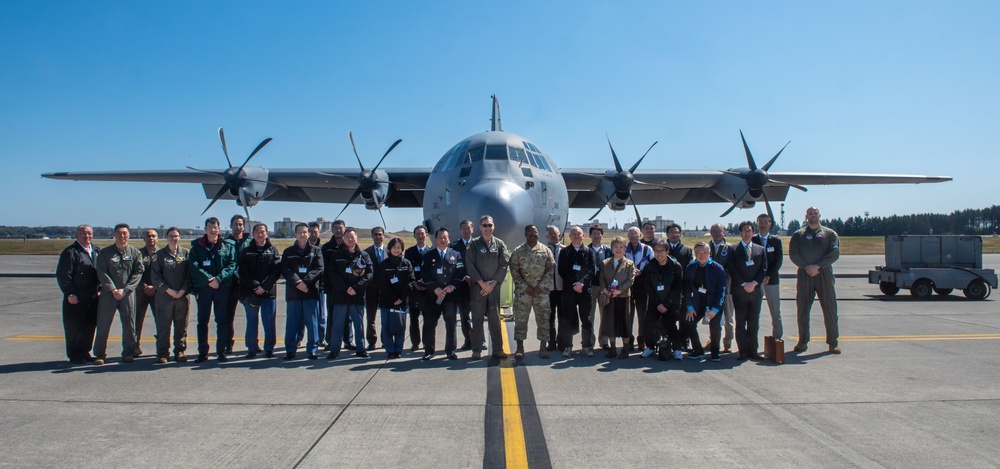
[748,168,769,188]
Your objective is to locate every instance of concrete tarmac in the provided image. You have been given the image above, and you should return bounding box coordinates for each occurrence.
[1,255,998,468]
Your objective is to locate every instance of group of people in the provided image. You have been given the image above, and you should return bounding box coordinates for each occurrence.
[55,207,842,366]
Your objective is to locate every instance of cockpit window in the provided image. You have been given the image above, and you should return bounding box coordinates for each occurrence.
[535,153,552,171]
[485,144,507,160]
[508,146,527,165]
[468,144,484,162]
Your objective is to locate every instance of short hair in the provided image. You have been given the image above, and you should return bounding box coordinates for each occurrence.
[756,213,771,222]
[76,224,93,234]
[654,239,670,251]
[693,242,710,253]
[610,236,626,248]
[230,214,246,225]
[166,226,180,236]
[524,224,537,232]
[205,217,220,227]
[642,221,655,229]
[412,225,427,235]
[252,223,268,233]
[343,226,358,236]
[371,226,384,235]
[332,219,346,227]
[738,221,755,232]
[546,225,560,235]
[627,226,641,235]
[114,223,130,232]
[589,225,604,235]
[308,221,321,229]
[386,237,405,252]
[480,215,493,224]
[459,220,473,229]
[665,223,682,233]
[295,223,309,232]
[143,228,158,237]
[435,227,450,238]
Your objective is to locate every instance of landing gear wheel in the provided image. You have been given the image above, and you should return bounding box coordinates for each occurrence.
[963,279,990,301]
[910,279,933,300]
[879,281,899,296]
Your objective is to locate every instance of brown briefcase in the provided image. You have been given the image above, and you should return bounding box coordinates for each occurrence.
[764,336,785,364]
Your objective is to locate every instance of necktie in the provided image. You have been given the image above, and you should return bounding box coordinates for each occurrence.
[377,247,383,262]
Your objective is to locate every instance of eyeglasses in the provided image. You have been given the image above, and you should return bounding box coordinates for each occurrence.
[481,223,493,228]
[654,249,667,253]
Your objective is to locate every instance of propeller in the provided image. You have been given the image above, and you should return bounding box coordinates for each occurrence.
[719,130,805,222]
[320,131,403,229]
[186,127,275,221]
[587,136,665,225]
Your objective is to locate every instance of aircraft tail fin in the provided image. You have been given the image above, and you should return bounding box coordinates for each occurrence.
[491,94,502,132]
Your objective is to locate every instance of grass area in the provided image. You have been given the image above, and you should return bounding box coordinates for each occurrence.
[5,234,1000,256]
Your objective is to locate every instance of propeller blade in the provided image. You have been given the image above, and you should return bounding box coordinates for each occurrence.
[348,131,365,171]
[629,195,642,227]
[201,184,231,216]
[739,129,757,170]
[376,206,388,232]
[237,137,273,172]
[761,141,791,172]
[333,189,363,222]
[371,139,403,173]
[238,189,251,222]
[627,141,658,174]
[218,128,233,168]
[185,166,227,177]
[588,204,606,221]
[769,179,808,192]
[720,187,750,217]
[606,134,624,173]
[762,191,775,228]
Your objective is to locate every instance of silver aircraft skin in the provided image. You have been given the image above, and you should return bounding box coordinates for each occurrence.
[43,96,951,244]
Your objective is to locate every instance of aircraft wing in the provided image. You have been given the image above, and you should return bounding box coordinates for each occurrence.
[560,169,952,208]
[42,168,432,208]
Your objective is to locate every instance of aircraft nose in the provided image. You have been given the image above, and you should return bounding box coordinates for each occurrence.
[461,180,535,245]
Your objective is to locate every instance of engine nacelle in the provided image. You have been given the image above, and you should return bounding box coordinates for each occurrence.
[359,169,391,211]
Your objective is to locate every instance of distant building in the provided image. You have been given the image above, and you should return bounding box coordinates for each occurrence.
[274,217,333,238]
[623,215,674,232]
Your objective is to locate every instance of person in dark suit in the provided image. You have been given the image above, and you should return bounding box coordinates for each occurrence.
[451,220,476,350]
[56,225,101,364]
[728,221,768,360]
[422,227,467,361]
[682,242,728,362]
[752,213,784,340]
[363,226,387,351]
[403,225,432,352]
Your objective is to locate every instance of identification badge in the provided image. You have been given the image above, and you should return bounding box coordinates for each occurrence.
[572,264,581,271]
[203,260,211,266]
[766,246,775,253]
[437,268,443,274]
[414,266,421,272]
[345,267,352,273]
[656,284,664,291]
[390,277,399,284]
[746,259,755,266]
[298,267,307,274]
[698,287,707,294]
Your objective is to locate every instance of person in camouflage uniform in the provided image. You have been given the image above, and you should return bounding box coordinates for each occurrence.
[508,225,555,359]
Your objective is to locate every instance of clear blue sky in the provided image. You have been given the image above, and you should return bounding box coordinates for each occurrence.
[2,1,997,233]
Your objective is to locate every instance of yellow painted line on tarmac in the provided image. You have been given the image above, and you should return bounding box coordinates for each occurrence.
[783,334,1000,343]
[499,326,528,469]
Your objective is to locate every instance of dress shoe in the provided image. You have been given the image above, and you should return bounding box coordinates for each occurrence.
[492,351,507,360]
[600,344,611,351]
[175,353,187,362]
[122,355,134,363]
[605,347,618,358]
[217,353,228,363]
[343,342,354,351]
[749,352,763,360]
[367,343,376,351]
[356,351,369,358]
[284,353,295,360]
[323,344,332,352]
[422,353,434,361]
[194,355,208,363]
[265,351,274,358]
[447,352,459,360]
[327,352,339,360]
[829,346,841,354]
[471,351,482,360]
[460,341,472,351]
[134,348,142,358]
[245,352,258,359]
[410,344,421,352]
[618,348,629,359]
[157,357,168,364]
[308,353,318,360]
[794,343,808,352]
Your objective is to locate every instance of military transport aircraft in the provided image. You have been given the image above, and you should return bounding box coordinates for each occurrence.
[43,96,950,245]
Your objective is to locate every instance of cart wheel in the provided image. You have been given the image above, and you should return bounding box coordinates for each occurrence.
[910,279,933,299]
[934,288,953,296]
[963,279,990,301]
[879,281,899,296]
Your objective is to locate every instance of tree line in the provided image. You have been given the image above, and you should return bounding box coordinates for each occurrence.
[785,205,1000,236]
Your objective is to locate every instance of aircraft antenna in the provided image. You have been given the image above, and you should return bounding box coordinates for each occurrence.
[490,94,502,131]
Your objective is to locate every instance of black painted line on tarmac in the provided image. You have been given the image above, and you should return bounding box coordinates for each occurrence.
[483,362,506,469]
